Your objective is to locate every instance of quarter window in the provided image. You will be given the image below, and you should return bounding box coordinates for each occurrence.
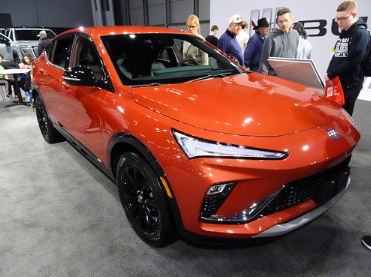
[50,35,74,69]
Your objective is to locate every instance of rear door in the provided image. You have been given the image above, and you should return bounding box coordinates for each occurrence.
[38,33,75,124]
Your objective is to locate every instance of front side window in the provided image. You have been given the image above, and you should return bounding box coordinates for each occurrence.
[101,33,243,86]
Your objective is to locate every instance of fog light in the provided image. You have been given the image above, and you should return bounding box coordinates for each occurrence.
[200,182,236,220]
[207,184,228,195]
[200,186,283,223]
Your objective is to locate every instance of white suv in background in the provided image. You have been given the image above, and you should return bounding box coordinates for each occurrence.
[0,32,18,68]
[5,27,56,62]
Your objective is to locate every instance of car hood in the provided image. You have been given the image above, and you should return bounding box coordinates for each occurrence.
[17,41,39,47]
[131,73,341,136]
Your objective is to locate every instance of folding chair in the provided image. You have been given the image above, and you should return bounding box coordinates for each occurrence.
[0,79,9,103]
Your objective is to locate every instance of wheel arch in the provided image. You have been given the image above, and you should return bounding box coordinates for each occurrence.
[12,50,21,64]
[31,84,41,100]
[109,132,165,181]
[108,132,185,233]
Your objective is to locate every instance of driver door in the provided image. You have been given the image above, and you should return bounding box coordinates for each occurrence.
[59,35,110,159]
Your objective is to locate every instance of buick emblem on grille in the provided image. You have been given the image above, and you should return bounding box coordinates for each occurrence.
[327,128,341,141]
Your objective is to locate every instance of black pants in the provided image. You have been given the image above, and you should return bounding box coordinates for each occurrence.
[342,82,363,116]
[6,78,15,96]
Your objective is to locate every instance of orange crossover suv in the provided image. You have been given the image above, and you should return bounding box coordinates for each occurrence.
[32,26,360,247]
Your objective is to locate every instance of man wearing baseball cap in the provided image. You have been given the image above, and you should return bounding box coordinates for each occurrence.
[217,14,244,65]
[37,30,51,56]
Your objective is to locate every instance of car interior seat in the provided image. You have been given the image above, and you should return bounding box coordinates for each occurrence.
[80,50,103,80]
[117,57,132,79]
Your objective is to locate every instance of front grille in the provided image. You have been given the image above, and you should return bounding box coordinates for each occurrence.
[260,156,351,217]
[200,196,224,219]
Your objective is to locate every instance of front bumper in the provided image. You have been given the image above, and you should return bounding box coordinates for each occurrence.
[253,175,350,238]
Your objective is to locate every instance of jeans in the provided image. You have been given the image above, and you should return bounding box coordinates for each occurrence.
[342,82,363,116]
[249,64,259,72]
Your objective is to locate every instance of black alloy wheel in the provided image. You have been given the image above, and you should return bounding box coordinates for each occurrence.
[116,152,176,247]
[34,97,64,143]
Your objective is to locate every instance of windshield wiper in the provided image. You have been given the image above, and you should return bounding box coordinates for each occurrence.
[130,82,163,88]
[186,72,233,83]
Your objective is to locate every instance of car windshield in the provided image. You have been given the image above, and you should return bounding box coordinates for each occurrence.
[101,33,243,86]
[15,29,55,40]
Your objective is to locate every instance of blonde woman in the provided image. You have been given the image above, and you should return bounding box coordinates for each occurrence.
[183,15,208,65]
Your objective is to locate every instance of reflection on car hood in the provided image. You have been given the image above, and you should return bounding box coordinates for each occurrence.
[131,73,341,136]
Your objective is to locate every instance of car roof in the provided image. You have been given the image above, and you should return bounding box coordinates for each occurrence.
[59,26,188,37]
[7,27,52,30]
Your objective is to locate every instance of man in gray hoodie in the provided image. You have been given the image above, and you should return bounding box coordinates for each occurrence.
[259,7,299,75]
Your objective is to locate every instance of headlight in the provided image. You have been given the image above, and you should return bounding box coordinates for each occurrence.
[172,130,288,159]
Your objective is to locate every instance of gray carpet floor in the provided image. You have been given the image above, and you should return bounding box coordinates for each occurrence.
[0,98,370,277]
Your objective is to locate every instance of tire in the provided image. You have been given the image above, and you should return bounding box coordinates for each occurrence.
[34,96,65,143]
[13,54,21,66]
[116,152,177,247]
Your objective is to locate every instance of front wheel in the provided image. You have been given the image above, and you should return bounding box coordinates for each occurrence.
[35,97,65,143]
[116,152,177,247]
[13,54,21,66]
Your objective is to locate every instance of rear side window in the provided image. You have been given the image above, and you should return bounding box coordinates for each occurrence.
[48,35,74,69]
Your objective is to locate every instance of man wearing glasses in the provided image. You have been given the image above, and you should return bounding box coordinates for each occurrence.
[217,14,244,66]
[259,7,299,75]
[325,0,369,116]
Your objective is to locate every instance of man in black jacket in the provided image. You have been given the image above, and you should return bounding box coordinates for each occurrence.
[205,25,219,47]
[37,30,51,57]
[325,0,370,116]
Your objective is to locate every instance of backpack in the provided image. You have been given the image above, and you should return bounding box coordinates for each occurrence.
[361,35,371,76]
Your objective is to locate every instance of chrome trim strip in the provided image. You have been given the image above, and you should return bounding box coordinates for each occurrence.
[252,176,351,238]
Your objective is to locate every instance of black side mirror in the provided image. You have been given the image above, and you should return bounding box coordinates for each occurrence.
[63,65,114,92]
[63,65,99,87]
[0,36,10,46]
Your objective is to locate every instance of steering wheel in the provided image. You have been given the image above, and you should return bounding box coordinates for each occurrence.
[176,58,198,67]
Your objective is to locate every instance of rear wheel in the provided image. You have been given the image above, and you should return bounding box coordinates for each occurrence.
[35,97,65,143]
[116,152,177,247]
[13,53,21,66]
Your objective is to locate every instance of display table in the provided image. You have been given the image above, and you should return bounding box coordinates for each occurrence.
[0,68,31,107]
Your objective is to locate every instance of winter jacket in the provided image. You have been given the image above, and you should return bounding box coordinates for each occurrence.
[327,19,369,87]
[217,29,244,66]
[259,28,299,75]
[244,32,265,70]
